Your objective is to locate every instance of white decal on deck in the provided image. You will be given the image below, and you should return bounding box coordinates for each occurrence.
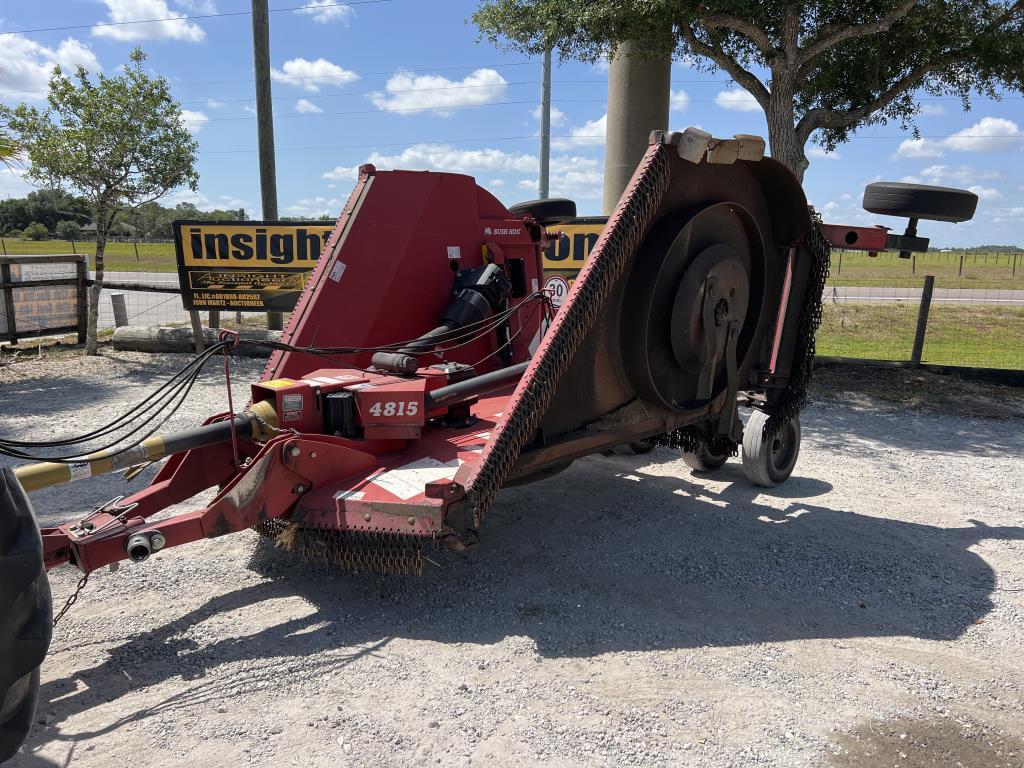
[371,458,462,500]
[329,261,347,282]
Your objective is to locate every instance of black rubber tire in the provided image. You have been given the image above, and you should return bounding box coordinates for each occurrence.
[741,410,801,487]
[680,440,730,472]
[628,439,656,455]
[862,182,978,223]
[0,469,52,764]
[507,197,577,223]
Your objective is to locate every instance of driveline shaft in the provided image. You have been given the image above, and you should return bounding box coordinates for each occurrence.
[13,400,278,493]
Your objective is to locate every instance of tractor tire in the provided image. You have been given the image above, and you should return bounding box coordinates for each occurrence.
[862,182,978,223]
[680,440,730,472]
[0,468,52,764]
[507,197,577,223]
[741,410,801,487]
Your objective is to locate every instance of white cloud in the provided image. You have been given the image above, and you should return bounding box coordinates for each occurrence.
[967,185,1002,201]
[0,35,100,101]
[322,144,536,180]
[897,117,1024,159]
[0,167,34,199]
[179,109,208,134]
[895,138,944,159]
[165,189,250,212]
[918,103,945,116]
[175,0,216,11]
[944,117,1023,153]
[285,196,342,217]
[295,98,323,114]
[93,0,205,42]
[295,0,354,24]
[243,105,257,116]
[807,146,842,160]
[991,206,1024,222]
[369,69,507,115]
[205,99,223,109]
[715,89,760,112]
[271,58,358,93]
[489,178,506,187]
[518,155,603,199]
[903,164,1000,186]
[553,114,606,149]
[670,89,689,112]
[532,105,566,126]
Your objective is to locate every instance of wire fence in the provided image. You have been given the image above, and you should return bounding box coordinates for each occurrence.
[828,248,1023,287]
[816,280,1024,370]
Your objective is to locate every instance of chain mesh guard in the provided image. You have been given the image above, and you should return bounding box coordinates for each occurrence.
[255,519,425,576]
[462,144,675,526]
[763,210,832,438]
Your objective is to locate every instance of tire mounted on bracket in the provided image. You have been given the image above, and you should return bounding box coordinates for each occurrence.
[0,468,53,763]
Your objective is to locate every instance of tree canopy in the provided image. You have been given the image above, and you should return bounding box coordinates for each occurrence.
[1,47,199,353]
[474,0,1024,180]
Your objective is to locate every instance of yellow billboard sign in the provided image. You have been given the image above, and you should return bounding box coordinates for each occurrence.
[173,220,333,312]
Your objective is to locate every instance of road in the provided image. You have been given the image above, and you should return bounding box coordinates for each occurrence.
[88,273,1024,334]
[826,285,1024,305]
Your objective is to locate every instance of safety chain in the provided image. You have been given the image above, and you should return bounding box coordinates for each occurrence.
[763,210,831,439]
[52,573,89,628]
[465,144,675,527]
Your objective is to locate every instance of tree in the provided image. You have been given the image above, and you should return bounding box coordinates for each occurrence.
[23,222,49,241]
[474,1,1024,181]
[55,220,83,241]
[2,48,199,354]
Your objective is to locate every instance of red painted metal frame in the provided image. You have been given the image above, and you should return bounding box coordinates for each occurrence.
[40,168,548,575]
[819,223,890,253]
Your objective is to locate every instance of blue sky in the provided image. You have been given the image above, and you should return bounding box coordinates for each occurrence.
[1,0,1022,246]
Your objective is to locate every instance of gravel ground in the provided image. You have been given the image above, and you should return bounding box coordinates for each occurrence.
[1,351,1023,768]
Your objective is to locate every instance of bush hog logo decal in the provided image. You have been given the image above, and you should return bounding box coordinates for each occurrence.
[173,219,334,312]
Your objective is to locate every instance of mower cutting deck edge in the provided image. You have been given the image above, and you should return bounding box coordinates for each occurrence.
[0,127,977,763]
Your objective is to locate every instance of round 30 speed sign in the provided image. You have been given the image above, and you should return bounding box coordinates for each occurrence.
[543,276,570,308]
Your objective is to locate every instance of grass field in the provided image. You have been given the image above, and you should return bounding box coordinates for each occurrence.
[828,249,1024,290]
[1,238,177,272]
[4,239,1023,289]
[817,302,1024,369]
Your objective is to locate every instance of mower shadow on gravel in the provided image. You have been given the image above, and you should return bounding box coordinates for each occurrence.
[15,446,1023,764]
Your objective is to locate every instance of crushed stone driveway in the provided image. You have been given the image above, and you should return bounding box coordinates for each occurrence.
[2,352,1023,767]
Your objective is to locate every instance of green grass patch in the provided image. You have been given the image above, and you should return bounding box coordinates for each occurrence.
[817,302,1024,369]
[0,238,178,272]
[827,250,1024,290]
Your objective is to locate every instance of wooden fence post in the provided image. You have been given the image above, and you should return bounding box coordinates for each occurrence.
[911,275,935,365]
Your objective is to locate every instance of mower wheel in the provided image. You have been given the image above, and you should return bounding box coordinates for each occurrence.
[862,182,978,223]
[628,439,656,455]
[508,197,577,223]
[0,469,52,764]
[741,410,801,487]
[680,440,730,472]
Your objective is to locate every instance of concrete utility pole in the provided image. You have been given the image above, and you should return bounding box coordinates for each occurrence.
[602,41,671,215]
[251,0,282,330]
[539,49,552,199]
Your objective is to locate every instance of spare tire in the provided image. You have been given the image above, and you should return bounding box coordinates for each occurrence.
[0,469,52,764]
[508,197,577,223]
[863,182,978,223]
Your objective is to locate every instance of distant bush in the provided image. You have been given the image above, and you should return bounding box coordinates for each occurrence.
[55,220,82,240]
[5,229,23,239]
[23,222,49,240]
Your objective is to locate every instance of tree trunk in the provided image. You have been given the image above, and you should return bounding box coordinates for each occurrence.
[764,79,809,183]
[85,211,108,355]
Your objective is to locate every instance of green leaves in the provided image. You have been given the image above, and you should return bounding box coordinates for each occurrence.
[473,0,1024,179]
[1,46,199,212]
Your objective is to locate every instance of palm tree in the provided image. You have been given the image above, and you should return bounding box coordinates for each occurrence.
[0,67,21,166]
